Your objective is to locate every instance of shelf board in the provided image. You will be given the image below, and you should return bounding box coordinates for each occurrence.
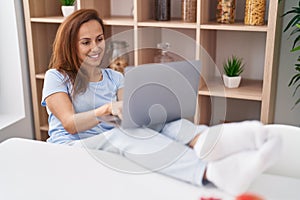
[102,16,134,26]
[31,16,65,23]
[36,73,45,80]
[138,20,197,29]
[200,21,268,32]
[31,16,135,26]
[40,125,49,132]
[199,79,263,101]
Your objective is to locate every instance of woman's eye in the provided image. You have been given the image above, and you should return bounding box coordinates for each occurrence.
[82,41,90,46]
[97,37,103,42]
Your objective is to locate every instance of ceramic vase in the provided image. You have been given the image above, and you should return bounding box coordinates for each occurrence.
[223,74,241,88]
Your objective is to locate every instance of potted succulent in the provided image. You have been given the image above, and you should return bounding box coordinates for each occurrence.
[60,0,76,17]
[222,55,244,88]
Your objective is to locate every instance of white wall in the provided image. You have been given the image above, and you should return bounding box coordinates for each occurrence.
[0,0,34,141]
[274,0,300,127]
[0,0,25,128]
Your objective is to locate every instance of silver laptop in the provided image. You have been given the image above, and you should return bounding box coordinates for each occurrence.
[101,60,201,131]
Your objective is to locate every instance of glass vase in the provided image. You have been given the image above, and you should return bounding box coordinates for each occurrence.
[108,41,129,74]
[155,0,171,21]
[154,42,174,63]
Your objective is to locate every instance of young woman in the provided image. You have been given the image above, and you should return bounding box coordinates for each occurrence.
[42,9,281,196]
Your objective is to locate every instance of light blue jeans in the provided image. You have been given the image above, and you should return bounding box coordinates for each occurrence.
[70,119,208,186]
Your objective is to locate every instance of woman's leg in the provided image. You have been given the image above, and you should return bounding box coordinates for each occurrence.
[193,120,269,162]
[160,119,269,163]
[70,125,281,195]
[71,127,206,187]
[160,119,208,145]
[205,132,282,195]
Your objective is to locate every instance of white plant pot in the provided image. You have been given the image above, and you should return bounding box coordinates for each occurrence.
[61,6,75,17]
[223,74,242,88]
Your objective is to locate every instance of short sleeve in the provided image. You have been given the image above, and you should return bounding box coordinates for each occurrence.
[115,71,124,89]
[105,68,124,90]
[41,69,70,107]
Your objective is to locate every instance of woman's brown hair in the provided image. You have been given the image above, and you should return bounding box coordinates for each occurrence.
[48,9,105,97]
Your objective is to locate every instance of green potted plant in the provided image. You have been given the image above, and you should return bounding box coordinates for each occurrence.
[282,0,300,108]
[60,0,76,17]
[222,55,244,88]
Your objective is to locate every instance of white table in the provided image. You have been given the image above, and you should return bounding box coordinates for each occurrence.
[0,138,300,200]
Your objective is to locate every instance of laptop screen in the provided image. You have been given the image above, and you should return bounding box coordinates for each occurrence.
[121,60,201,131]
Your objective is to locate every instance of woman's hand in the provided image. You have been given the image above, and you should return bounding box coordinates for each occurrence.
[110,101,123,120]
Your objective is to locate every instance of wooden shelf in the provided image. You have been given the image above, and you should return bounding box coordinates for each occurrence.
[103,16,134,26]
[31,16,65,23]
[40,125,49,132]
[36,73,45,80]
[199,79,263,101]
[31,16,135,26]
[200,22,268,32]
[138,20,197,29]
[31,16,136,26]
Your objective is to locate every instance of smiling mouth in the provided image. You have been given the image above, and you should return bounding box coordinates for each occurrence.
[88,54,100,59]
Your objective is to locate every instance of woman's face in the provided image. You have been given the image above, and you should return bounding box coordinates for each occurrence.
[77,20,105,67]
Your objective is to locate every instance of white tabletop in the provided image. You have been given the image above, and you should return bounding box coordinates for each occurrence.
[0,138,300,200]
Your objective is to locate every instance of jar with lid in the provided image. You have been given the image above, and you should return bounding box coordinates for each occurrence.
[244,0,266,25]
[216,0,236,24]
[181,0,197,22]
[154,42,174,63]
[155,0,171,21]
[108,41,129,74]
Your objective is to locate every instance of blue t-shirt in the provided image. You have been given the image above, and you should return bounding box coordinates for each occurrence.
[41,68,124,144]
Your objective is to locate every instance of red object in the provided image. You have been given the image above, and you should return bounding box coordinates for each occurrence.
[236,193,264,200]
[200,197,221,200]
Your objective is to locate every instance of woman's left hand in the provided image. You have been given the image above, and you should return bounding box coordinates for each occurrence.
[111,101,123,120]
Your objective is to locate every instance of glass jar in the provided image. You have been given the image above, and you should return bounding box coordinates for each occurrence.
[216,0,236,24]
[108,41,129,74]
[181,0,197,22]
[154,42,174,63]
[244,0,266,25]
[155,0,171,21]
